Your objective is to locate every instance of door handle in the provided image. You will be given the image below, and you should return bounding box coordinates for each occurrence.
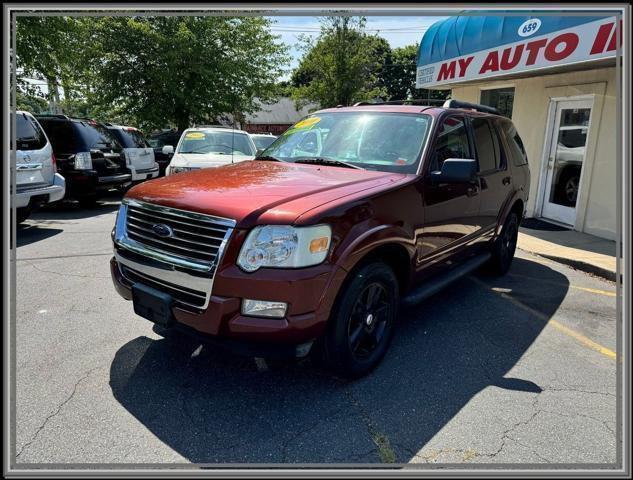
[502,176,512,186]
[466,185,479,197]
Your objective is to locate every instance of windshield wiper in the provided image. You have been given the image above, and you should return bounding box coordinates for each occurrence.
[256,155,284,162]
[293,157,362,170]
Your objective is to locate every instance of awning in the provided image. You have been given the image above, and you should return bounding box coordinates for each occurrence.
[416,14,620,88]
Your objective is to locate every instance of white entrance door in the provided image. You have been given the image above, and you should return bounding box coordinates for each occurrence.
[540,98,593,226]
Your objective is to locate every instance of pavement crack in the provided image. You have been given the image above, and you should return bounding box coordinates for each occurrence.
[21,260,110,279]
[279,409,344,463]
[16,366,101,460]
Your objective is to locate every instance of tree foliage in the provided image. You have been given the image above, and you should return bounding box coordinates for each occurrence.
[15,16,289,130]
[291,17,389,108]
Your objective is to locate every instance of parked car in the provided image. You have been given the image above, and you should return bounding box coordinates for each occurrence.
[249,132,278,153]
[105,124,159,183]
[12,111,66,223]
[552,125,587,206]
[35,115,132,206]
[147,129,183,176]
[110,100,530,377]
[163,126,257,175]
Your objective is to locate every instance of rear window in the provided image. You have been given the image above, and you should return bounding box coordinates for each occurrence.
[73,121,123,152]
[148,132,182,149]
[110,128,150,148]
[36,118,76,153]
[14,113,48,151]
[498,119,528,166]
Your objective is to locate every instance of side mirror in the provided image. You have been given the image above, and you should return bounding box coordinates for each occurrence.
[162,145,174,155]
[430,159,477,184]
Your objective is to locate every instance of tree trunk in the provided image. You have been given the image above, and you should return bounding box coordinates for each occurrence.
[47,77,62,114]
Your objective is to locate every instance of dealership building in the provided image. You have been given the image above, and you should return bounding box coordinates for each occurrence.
[417,15,621,240]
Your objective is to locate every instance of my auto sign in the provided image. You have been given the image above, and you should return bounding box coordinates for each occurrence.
[416,17,621,88]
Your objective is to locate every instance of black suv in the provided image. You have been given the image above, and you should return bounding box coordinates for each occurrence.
[147,129,183,176]
[35,115,132,205]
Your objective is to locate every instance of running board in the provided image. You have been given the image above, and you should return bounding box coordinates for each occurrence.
[401,252,491,307]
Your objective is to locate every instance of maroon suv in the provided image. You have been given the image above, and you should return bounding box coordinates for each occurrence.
[111,100,530,377]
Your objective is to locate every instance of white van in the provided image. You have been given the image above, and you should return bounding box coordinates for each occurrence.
[13,111,66,223]
[105,124,159,182]
[163,126,256,175]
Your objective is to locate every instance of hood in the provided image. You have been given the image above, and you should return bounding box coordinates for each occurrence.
[127,160,407,227]
[170,152,254,169]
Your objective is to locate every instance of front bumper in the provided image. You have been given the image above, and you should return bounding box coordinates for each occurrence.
[15,173,66,208]
[110,253,342,348]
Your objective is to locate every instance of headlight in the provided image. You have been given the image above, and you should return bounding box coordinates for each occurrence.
[74,152,93,170]
[237,225,331,272]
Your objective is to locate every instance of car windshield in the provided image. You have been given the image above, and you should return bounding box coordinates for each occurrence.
[252,135,277,150]
[178,130,255,156]
[260,112,432,173]
[110,128,150,148]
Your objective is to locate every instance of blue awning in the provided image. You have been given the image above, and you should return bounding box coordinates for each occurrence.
[418,14,610,67]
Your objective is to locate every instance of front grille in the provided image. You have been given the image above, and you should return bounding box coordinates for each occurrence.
[126,202,232,263]
[116,199,236,310]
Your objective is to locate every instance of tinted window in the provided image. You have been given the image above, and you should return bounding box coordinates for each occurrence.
[73,121,123,152]
[148,132,183,149]
[15,113,47,151]
[37,119,76,153]
[429,116,470,172]
[498,119,528,166]
[472,118,500,172]
[110,128,149,148]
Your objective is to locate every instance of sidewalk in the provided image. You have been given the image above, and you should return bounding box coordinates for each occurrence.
[517,222,618,282]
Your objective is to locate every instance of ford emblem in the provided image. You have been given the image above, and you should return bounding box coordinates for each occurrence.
[152,223,174,238]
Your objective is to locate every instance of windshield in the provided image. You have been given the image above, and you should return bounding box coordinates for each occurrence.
[178,130,255,156]
[252,135,277,150]
[260,112,432,173]
[110,128,150,148]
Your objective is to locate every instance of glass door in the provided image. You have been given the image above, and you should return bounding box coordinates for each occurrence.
[541,99,593,226]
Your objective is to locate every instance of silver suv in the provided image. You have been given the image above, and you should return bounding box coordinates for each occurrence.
[13,111,66,224]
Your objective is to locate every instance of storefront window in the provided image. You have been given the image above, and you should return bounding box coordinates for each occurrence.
[480,87,515,118]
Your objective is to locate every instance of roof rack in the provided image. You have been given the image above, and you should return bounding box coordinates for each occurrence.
[353,98,446,107]
[442,99,499,115]
[33,114,69,120]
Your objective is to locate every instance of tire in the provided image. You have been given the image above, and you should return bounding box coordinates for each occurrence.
[487,212,519,276]
[559,169,580,206]
[323,262,399,378]
[78,195,98,208]
[16,207,31,225]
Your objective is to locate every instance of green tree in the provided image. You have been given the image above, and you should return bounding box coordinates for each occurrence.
[77,16,288,131]
[291,16,390,108]
[380,44,449,103]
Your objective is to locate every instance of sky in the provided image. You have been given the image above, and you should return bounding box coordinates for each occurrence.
[266,16,445,79]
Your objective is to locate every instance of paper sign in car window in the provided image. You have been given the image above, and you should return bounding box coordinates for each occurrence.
[185,132,206,139]
[294,117,321,129]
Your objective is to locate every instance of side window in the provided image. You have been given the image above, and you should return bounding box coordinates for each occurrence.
[429,116,470,172]
[499,119,528,166]
[37,120,76,153]
[471,118,500,172]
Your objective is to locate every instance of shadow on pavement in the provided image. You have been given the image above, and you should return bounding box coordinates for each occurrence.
[15,223,63,248]
[109,256,568,464]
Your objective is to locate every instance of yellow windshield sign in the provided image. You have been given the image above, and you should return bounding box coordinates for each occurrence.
[293,117,321,129]
[185,132,206,139]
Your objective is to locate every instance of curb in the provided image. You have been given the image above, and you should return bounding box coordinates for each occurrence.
[518,248,617,282]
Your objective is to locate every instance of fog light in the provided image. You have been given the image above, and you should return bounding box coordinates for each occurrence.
[241,299,287,318]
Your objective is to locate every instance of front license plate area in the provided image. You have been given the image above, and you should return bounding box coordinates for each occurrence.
[132,283,174,327]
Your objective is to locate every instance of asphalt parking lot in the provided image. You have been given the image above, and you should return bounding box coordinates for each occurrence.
[13,193,619,466]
